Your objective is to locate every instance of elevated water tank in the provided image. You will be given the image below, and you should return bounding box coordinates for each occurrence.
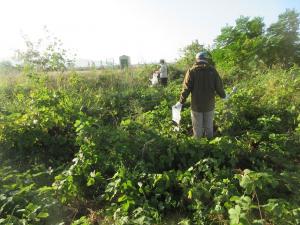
[119,55,130,69]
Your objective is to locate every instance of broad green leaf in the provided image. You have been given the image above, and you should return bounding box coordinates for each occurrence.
[37,212,49,218]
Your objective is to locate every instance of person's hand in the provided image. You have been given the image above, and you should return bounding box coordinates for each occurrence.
[232,86,237,93]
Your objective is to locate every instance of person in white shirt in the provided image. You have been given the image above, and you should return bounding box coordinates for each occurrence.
[158,59,168,86]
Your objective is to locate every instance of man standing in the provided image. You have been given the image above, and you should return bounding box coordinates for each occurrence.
[174,52,226,138]
[158,59,168,86]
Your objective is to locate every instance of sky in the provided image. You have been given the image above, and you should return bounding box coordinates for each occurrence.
[0,0,300,65]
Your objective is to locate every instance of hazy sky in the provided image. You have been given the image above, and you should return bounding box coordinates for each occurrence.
[1,0,300,64]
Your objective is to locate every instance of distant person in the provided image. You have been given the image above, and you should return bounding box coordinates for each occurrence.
[158,59,168,86]
[174,52,226,138]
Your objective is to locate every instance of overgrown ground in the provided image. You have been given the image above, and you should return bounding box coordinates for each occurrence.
[0,64,299,224]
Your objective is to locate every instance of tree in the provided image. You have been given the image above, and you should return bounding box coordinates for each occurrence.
[212,16,266,76]
[265,9,300,68]
[176,40,214,69]
[0,61,16,75]
[212,10,300,75]
[16,29,75,73]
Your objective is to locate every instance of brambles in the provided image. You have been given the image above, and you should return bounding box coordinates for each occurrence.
[0,64,299,224]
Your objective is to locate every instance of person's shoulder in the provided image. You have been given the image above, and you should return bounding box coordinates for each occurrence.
[186,65,197,78]
[190,63,201,70]
[208,65,218,74]
[187,65,197,75]
[191,62,212,71]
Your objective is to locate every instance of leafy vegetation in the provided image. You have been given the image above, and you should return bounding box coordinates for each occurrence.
[212,9,300,80]
[0,10,300,225]
[16,28,75,73]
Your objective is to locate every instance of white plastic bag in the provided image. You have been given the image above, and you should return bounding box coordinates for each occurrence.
[172,104,182,125]
[224,86,238,100]
[150,72,159,86]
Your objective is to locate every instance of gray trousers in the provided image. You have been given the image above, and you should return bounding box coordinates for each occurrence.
[191,110,214,138]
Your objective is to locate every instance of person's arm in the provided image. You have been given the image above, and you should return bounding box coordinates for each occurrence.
[159,65,163,73]
[179,69,193,104]
[214,69,226,98]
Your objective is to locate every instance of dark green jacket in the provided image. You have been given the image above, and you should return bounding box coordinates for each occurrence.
[179,61,226,112]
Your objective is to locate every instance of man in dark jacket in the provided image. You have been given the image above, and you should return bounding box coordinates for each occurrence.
[174,52,226,138]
